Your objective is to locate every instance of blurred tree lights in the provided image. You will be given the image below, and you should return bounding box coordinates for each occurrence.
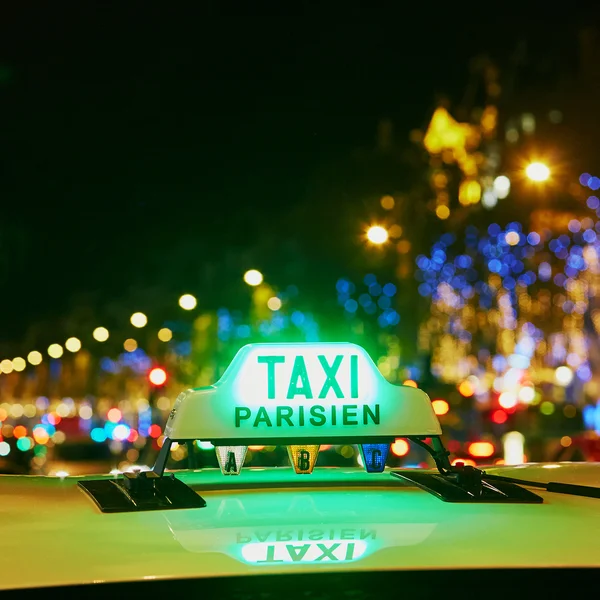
[415,197,600,425]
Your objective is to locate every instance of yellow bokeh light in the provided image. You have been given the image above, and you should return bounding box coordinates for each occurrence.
[65,337,82,353]
[47,344,63,359]
[130,312,148,328]
[157,328,173,342]
[27,351,43,366]
[397,240,411,254]
[431,399,449,416]
[244,269,263,286]
[423,107,478,154]
[12,357,26,372]
[391,438,410,457]
[468,441,495,458]
[389,224,403,239]
[366,225,388,244]
[123,338,138,352]
[267,297,282,311]
[178,294,197,310]
[435,205,450,220]
[157,396,171,411]
[525,162,550,182]
[458,179,481,205]
[93,327,109,342]
[458,380,474,397]
[380,195,395,210]
[0,359,13,374]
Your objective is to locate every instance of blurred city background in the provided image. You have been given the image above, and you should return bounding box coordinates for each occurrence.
[1,10,600,475]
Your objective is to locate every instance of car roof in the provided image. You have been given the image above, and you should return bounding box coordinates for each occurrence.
[1,463,600,591]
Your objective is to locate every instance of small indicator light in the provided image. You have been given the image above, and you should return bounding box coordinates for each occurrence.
[359,443,390,473]
[215,445,247,475]
[287,444,319,474]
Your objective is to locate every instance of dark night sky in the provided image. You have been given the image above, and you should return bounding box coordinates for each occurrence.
[0,6,589,345]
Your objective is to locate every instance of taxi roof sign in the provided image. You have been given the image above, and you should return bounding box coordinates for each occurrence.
[164,342,441,445]
[78,343,550,511]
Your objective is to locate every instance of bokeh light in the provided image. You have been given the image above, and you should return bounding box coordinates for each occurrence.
[79,405,93,420]
[107,408,122,423]
[435,205,450,219]
[431,399,449,415]
[366,225,389,244]
[178,294,197,310]
[391,438,409,457]
[123,338,138,352]
[0,359,13,374]
[13,425,27,438]
[267,297,282,311]
[243,269,263,286]
[92,327,109,342]
[493,175,510,199]
[468,441,495,457]
[525,162,550,182]
[11,357,26,372]
[149,367,167,386]
[27,351,43,365]
[505,231,520,246]
[458,380,474,397]
[158,327,173,342]
[65,337,81,352]
[130,312,148,328]
[47,344,63,359]
[555,366,574,387]
[380,195,395,210]
[492,410,508,424]
[499,392,518,409]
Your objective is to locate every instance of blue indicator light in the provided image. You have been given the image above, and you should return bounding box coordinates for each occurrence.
[359,443,390,473]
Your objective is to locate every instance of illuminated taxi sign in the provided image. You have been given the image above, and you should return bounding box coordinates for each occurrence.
[166,342,440,443]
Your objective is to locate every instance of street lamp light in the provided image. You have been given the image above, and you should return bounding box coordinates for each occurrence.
[525,162,550,182]
[366,225,389,245]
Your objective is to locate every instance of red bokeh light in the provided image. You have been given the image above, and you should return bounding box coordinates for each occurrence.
[492,409,508,424]
[148,424,161,438]
[447,440,461,453]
